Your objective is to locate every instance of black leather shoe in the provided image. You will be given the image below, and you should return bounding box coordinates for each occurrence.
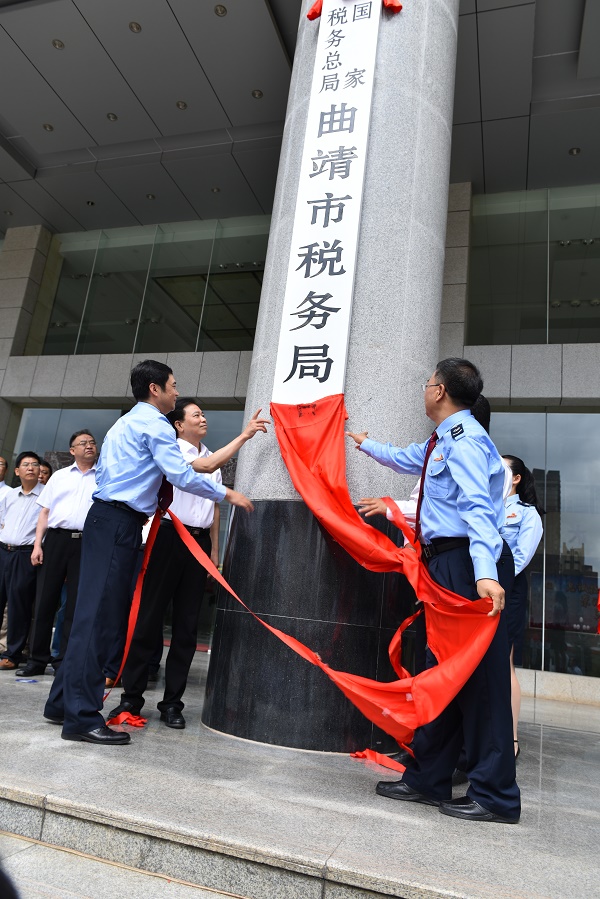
[16,662,47,677]
[439,796,519,824]
[376,780,439,806]
[107,701,141,719]
[160,707,185,729]
[62,726,131,745]
[44,714,63,725]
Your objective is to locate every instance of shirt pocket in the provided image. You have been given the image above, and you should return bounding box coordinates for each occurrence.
[426,459,450,498]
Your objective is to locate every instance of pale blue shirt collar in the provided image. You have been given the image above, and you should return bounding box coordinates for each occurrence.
[434,408,472,439]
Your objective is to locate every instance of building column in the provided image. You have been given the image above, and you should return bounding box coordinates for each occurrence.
[0,224,53,457]
[202,0,461,751]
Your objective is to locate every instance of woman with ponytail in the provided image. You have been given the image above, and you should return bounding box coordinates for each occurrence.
[501,455,544,758]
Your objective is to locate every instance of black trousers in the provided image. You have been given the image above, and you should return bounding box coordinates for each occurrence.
[29,528,82,669]
[119,522,210,713]
[44,502,142,734]
[0,546,37,663]
[402,541,521,819]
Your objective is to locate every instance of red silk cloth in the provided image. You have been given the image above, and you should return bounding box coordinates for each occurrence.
[307,0,402,20]
[107,393,498,750]
[270,394,499,747]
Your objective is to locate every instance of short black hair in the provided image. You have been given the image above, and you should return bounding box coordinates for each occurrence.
[69,429,96,447]
[166,397,200,432]
[435,358,483,408]
[470,394,491,433]
[39,460,53,475]
[15,451,41,468]
[130,359,173,401]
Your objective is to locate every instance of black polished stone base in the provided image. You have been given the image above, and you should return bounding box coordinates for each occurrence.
[202,500,419,753]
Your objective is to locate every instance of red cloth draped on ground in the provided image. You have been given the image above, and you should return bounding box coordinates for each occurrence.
[307,0,402,19]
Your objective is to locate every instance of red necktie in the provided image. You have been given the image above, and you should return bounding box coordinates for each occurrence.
[157,475,173,512]
[414,431,438,541]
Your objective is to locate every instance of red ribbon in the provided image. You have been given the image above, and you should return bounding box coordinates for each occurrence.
[107,394,499,763]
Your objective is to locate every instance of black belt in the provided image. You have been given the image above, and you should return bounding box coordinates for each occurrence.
[94,498,147,525]
[49,527,83,539]
[0,541,34,552]
[160,518,210,537]
[420,536,470,561]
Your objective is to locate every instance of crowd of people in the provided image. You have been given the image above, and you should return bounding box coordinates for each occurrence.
[0,356,543,825]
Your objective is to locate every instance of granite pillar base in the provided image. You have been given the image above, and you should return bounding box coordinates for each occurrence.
[202,500,418,753]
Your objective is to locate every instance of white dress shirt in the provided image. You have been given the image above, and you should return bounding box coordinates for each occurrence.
[37,462,98,530]
[0,483,43,545]
[0,482,11,503]
[169,440,222,528]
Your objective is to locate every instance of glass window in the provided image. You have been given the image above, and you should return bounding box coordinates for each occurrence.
[467,183,600,345]
[490,411,600,677]
[12,407,122,466]
[42,232,101,355]
[75,226,156,355]
[39,216,270,357]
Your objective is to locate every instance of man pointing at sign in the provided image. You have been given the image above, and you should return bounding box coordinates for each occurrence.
[44,359,253,746]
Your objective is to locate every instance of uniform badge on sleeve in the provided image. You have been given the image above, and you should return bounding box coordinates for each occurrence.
[450,423,465,439]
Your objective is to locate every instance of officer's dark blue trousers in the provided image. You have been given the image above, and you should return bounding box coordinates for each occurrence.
[402,540,520,819]
[44,502,142,735]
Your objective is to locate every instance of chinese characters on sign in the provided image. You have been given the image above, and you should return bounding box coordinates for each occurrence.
[272,0,382,403]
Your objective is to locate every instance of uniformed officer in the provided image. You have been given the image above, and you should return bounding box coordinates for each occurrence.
[500,454,544,757]
[44,359,254,746]
[348,357,520,824]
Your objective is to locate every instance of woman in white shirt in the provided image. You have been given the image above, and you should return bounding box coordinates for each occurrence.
[500,455,544,758]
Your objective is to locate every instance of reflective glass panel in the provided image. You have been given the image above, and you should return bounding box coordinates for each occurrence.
[548,185,600,344]
[12,408,122,465]
[490,411,600,677]
[42,232,101,355]
[76,226,156,355]
[467,191,548,345]
[135,220,217,354]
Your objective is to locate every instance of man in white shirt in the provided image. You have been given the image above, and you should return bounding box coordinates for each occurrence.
[0,452,43,670]
[109,398,268,729]
[16,431,98,678]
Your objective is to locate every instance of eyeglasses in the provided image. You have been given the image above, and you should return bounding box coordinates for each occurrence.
[72,440,96,448]
[20,462,40,469]
[422,382,442,392]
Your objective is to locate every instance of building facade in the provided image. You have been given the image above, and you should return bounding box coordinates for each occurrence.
[1,0,599,689]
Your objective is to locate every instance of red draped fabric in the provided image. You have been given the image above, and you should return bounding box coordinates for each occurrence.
[108,394,499,751]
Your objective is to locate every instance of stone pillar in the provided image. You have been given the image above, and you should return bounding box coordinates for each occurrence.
[203,0,461,751]
[0,224,53,457]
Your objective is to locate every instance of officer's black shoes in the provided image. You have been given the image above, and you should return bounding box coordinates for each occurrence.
[376,780,440,806]
[160,707,186,729]
[107,701,141,719]
[62,726,131,745]
[16,662,47,677]
[44,714,64,725]
[439,796,520,824]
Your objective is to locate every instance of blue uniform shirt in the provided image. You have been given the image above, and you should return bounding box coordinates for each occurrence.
[500,493,543,575]
[94,402,227,516]
[360,409,505,582]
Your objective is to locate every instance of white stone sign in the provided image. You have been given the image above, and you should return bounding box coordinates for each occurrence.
[272,0,382,404]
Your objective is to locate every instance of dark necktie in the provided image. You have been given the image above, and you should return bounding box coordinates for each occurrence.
[157,475,173,512]
[414,430,438,541]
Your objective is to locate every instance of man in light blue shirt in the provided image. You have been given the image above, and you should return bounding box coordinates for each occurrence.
[348,357,520,824]
[44,359,254,746]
